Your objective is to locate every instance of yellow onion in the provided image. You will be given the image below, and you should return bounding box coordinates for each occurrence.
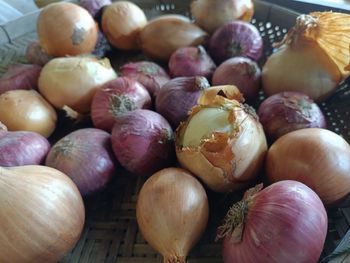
[262,12,350,102]
[175,95,267,193]
[191,0,254,33]
[38,56,117,114]
[102,1,147,50]
[139,15,208,61]
[0,165,85,263]
[37,2,98,57]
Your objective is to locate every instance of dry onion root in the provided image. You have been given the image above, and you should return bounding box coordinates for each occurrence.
[262,12,350,101]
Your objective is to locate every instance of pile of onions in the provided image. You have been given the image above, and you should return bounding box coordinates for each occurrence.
[208,21,263,64]
[190,0,254,33]
[257,92,326,141]
[45,128,117,196]
[37,2,98,56]
[175,96,267,192]
[168,46,216,79]
[217,181,327,263]
[136,167,209,263]
[0,89,57,138]
[0,165,85,262]
[212,56,261,102]
[91,77,151,131]
[0,130,50,166]
[38,56,117,114]
[111,109,175,176]
[265,128,350,206]
[262,12,350,101]
[102,1,147,50]
[120,61,170,97]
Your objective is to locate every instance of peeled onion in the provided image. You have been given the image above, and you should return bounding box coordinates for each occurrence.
[37,2,98,56]
[136,167,209,263]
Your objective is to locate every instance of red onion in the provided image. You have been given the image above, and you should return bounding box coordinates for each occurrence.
[257,92,326,141]
[45,128,117,196]
[208,21,263,64]
[25,41,54,66]
[217,181,327,263]
[79,0,111,18]
[0,130,50,166]
[212,56,261,102]
[91,77,152,132]
[111,109,175,176]
[155,76,210,129]
[120,61,170,97]
[168,46,216,79]
[92,31,111,58]
[0,63,42,94]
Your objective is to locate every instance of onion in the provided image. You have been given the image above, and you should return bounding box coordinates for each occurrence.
[79,0,112,18]
[0,165,84,262]
[0,89,57,138]
[191,0,254,33]
[212,56,261,102]
[0,130,50,166]
[25,42,54,66]
[257,92,326,141]
[0,63,42,94]
[139,14,208,61]
[136,167,209,263]
[265,128,350,206]
[111,109,175,176]
[45,128,117,196]
[102,1,147,50]
[38,56,117,114]
[216,181,327,263]
[168,46,216,79]
[37,2,98,57]
[175,96,267,192]
[120,61,170,97]
[91,77,152,132]
[208,21,263,64]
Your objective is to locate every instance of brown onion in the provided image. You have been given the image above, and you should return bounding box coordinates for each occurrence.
[136,167,209,263]
[176,96,267,192]
[37,2,98,57]
[0,165,84,262]
[0,89,57,138]
[0,130,50,166]
[111,109,175,176]
[102,1,147,50]
[91,77,152,132]
[265,128,350,206]
[120,61,170,97]
[217,181,327,263]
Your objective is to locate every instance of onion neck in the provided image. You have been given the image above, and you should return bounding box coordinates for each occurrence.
[164,255,186,263]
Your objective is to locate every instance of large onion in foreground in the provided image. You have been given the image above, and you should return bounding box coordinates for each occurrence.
[175,96,267,192]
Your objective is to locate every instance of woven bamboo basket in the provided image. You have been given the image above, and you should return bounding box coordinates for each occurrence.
[1,0,350,262]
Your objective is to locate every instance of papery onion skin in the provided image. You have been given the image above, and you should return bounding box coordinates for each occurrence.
[45,128,117,196]
[120,61,170,97]
[219,181,327,263]
[102,1,147,50]
[136,167,209,263]
[155,76,210,129]
[190,0,254,34]
[176,98,267,192]
[168,46,216,79]
[38,56,117,114]
[0,131,50,166]
[0,165,85,263]
[91,77,152,132]
[212,56,261,102]
[0,89,57,138]
[265,128,350,206]
[208,21,263,64]
[37,2,98,57]
[257,92,326,141]
[111,109,175,176]
[0,63,42,94]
